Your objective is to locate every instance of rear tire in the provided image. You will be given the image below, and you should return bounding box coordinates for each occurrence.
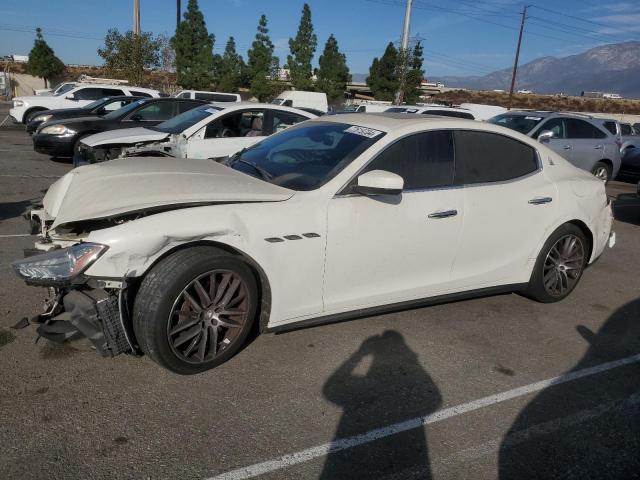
[524,224,589,303]
[591,161,611,183]
[133,246,258,374]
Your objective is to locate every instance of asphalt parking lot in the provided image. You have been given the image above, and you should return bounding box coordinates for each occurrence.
[1,102,640,480]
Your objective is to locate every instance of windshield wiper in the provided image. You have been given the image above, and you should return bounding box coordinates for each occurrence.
[232,157,273,181]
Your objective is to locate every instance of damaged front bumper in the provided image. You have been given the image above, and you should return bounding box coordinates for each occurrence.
[34,284,138,357]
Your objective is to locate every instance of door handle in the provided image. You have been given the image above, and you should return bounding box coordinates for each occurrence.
[528,197,553,205]
[428,209,458,219]
[563,145,572,150]
[594,145,603,150]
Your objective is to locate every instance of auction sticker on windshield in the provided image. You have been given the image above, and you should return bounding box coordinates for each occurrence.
[525,116,542,121]
[345,125,383,138]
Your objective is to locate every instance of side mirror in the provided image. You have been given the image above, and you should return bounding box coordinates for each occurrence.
[65,94,77,101]
[538,130,555,142]
[356,170,403,196]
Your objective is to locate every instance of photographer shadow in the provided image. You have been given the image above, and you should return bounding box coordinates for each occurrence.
[320,330,442,479]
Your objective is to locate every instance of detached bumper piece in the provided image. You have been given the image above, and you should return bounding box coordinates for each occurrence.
[36,289,133,357]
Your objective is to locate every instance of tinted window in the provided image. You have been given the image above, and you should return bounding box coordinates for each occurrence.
[362,131,454,190]
[129,101,175,121]
[130,90,153,98]
[620,124,633,136]
[488,114,543,135]
[454,130,538,184]
[602,121,618,135]
[73,88,125,100]
[270,110,309,134]
[177,100,204,114]
[423,110,475,120]
[537,118,567,139]
[566,119,606,139]
[195,92,238,102]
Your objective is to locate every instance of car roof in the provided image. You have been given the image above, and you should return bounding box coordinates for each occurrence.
[315,112,478,131]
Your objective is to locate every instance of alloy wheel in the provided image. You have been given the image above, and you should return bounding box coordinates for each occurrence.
[593,166,609,182]
[167,269,250,364]
[543,234,585,297]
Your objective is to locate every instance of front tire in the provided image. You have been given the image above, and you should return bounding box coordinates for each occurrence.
[133,247,258,374]
[524,224,588,303]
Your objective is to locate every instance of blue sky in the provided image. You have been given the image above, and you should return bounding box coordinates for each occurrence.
[1,0,638,77]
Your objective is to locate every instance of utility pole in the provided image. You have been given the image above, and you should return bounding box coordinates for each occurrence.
[508,5,528,110]
[133,0,141,36]
[176,0,181,30]
[394,0,413,105]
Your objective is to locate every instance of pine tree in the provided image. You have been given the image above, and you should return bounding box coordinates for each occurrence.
[27,28,65,88]
[247,15,279,101]
[402,42,424,104]
[367,42,399,101]
[215,37,244,92]
[316,35,350,105]
[171,0,215,89]
[287,3,317,91]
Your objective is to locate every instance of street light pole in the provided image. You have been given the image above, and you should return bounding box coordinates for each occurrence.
[133,0,141,36]
[176,0,181,30]
[508,5,528,110]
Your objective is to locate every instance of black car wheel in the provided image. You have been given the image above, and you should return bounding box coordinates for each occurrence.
[133,246,258,374]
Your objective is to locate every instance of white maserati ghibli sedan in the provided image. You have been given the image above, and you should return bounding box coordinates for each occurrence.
[13,114,615,374]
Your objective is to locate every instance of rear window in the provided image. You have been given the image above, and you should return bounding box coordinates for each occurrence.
[488,114,543,135]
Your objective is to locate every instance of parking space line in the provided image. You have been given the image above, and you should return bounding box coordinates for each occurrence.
[0,233,32,238]
[0,174,61,178]
[207,353,640,480]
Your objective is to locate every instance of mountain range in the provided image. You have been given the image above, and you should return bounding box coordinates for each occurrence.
[431,41,640,98]
[352,41,640,98]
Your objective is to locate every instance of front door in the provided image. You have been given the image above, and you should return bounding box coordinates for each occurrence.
[535,117,573,161]
[324,130,464,313]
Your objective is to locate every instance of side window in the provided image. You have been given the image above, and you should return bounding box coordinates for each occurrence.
[270,110,309,134]
[101,88,125,97]
[204,110,265,139]
[454,130,538,184]
[178,92,191,99]
[177,101,203,114]
[566,119,606,139]
[620,124,632,136]
[103,100,128,112]
[129,102,175,121]
[362,131,454,190]
[130,90,152,98]
[602,121,618,135]
[73,88,105,100]
[538,118,566,139]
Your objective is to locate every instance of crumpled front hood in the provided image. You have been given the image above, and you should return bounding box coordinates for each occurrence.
[82,127,169,147]
[44,156,294,228]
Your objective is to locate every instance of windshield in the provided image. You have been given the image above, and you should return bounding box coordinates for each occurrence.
[103,99,147,119]
[488,113,543,135]
[227,122,385,191]
[53,83,76,96]
[151,105,224,134]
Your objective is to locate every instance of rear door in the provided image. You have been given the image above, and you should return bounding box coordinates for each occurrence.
[451,130,556,289]
[565,118,608,171]
[186,109,267,159]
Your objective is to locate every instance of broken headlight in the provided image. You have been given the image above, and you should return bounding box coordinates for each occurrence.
[12,243,107,284]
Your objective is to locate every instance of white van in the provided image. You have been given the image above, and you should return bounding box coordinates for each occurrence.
[174,90,241,102]
[271,91,328,113]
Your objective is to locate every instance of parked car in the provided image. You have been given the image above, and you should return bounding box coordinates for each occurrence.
[15,114,614,374]
[619,146,640,178]
[173,90,241,102]
[334,103,391,113]
[488,111,621,182]
[26,96,143,134]
[517,89,533,94]
[385,105,476,120]
[271,90,328,113]
[33,81,77,96]
[9,83,160,124]
[31,97,206,160]
[78,103,316,162]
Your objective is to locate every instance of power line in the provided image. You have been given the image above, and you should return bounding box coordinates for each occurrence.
[529,4,627,30]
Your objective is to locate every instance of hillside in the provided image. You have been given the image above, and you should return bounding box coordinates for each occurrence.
[432,41,640,98]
